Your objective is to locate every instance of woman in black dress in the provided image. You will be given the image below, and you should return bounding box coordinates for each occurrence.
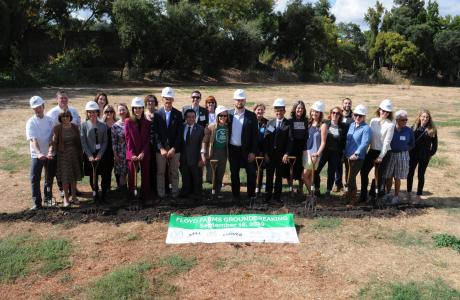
[289,100,308,195]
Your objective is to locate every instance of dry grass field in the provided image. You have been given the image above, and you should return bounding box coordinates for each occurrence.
[0,83,459,299]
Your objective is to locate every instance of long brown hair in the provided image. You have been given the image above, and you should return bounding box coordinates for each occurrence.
[308,109,323,128]
[413,109,437,138]
[328,106,343,123]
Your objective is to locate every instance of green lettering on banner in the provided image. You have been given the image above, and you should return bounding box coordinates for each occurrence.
[168,213,296,230]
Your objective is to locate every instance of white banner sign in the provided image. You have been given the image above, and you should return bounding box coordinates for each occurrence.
[166,213,299,244]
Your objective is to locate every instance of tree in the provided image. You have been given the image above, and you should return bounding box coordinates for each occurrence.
[433,30,460,81]
[275,0,326,79]
[364,1,384,48]
[337,22,366,47]
[370,31,422,72]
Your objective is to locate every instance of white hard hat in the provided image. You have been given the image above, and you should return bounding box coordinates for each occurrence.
[273,98,286,107]
[311,100,325,113]
[29,96,44,108]
[131,97,144,108]
[379,99,393,112]
[161,87,175,98]
[353,104,368,116]
[233,89,246,100]
[215,105,228,116]
[85,101,99,111]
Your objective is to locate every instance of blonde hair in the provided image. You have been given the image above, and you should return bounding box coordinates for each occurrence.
[413,109,437,138]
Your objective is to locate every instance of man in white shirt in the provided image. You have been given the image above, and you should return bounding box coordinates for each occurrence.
[26,96,55,210]
[46,90,82,199]
[228,89,258,203]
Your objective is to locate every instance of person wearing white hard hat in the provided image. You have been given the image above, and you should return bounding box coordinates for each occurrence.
[125,97,152,205]
[228,89,258,202]
[49,109,83,207]
[302,101,327,196]
[182,90,209,127]
[288,100,308,195]
[81,101,108,204]
[202,105,230,198]
[263,98,293,202]
[359,99,395,204]
[26,96,55,210]
[46,91,82,200]
[313,106,348,197]
[155,87,183,199]
[253,103,268,194]
[344,104,371,206]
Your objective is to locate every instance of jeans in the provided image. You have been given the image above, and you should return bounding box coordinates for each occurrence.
[314,150,340,191]
[30,158,51,206]
[407,156,429,195]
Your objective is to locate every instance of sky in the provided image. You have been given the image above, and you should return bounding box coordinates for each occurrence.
[274,0,460,30]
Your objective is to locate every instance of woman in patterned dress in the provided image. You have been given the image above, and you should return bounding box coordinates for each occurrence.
[112,103,130,191]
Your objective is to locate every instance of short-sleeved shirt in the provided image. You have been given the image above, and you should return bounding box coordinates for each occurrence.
[214,125,227,150]
[26,115,55,158]
[46,105,81,126]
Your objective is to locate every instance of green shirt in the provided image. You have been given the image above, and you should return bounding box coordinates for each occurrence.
[213,125,227,150]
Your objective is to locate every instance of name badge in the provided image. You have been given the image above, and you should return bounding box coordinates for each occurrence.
[267,125,275,133]
[95,144,101,150]
[200,115,206,121]
[293,122,305,130]
[400,136,406,141]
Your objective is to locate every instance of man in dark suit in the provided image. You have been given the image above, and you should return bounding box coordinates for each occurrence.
[182,90,209,127]
[180,109,205,202]
[155,87,183,199]
[228,89,258,202]
[263,98,293,202]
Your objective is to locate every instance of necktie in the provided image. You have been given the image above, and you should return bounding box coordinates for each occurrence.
[186,126,191,144]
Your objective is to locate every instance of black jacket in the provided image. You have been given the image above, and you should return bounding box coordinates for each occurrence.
[182,105,209,127]
[228,109,258,155]
[410,126,438,160]
[155,107,183,153]
[323,120,347,152]
[263,118,293,158]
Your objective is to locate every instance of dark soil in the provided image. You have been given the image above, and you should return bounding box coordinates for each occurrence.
[0,191,429,227]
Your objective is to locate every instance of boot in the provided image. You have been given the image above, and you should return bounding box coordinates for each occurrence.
[347,190,358,207]
[101,189,108,204]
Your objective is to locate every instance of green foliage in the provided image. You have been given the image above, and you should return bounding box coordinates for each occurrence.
[0,146,29,173]
[434,30,460,81]
[433,234,460,252]
[359,278,460,300]
[160,255,197,276]
[312,217,342,230]
[428,156,448,168]
[87,262,153,300]
[0,234,72,282]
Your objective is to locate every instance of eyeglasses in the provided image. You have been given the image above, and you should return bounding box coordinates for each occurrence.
[218,115,228,118]
[105,111,114,114]
[192,96,201,99]
[355,114,364,118]
[207,102,215,105]
[399,119,408,121]
[331,111,340,115]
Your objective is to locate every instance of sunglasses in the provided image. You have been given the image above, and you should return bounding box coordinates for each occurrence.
[105,111,114,114]
[62,115,71,118]
[331,111,340,115]
[399,119,408,121]
[192,96,201,99]
[355,114,364,118]
[218,114,228,118]
[207,102,215,105]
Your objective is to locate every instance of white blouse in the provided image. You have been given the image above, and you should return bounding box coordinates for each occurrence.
[369,117,394,158]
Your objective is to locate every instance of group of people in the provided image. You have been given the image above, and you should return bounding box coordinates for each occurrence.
[26,88,438,210]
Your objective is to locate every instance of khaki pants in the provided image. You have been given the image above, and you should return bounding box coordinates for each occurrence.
[156,153,180,197]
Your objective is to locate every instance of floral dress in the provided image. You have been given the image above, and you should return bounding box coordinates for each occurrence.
[111,120,128,177]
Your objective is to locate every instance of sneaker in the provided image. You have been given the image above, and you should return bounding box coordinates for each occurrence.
[391,196,400,205]
[30,205,42,211]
